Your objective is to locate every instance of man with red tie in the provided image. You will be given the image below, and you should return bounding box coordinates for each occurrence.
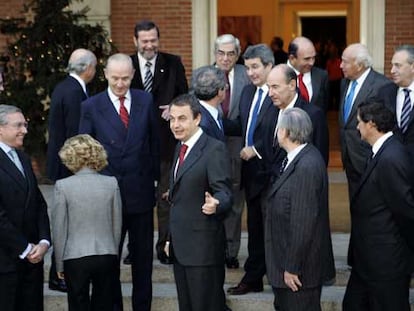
[79,53,160,311]
[287,36,330,114]
[167,93,232,311]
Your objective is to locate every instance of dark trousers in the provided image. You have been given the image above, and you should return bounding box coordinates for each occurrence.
[0,261,44,311]
[343,270,410,311]
[64,255,118,311]
[241,194,266,286]
[173,260,225,311]
[274,286,321,311]
[48,251,58,284]
[116,211,154,311]
[155,160,172,257]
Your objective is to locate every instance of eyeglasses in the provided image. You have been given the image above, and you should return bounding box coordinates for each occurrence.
[4,121,29,129]
[216,50,237,58]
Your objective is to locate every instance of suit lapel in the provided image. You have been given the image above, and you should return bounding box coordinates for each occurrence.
[97,93,128,136]
[173,134,207,187]
[268,144,310,197]
[229,66,243,118]
[241,86,256,135]
[256,95,272,126]
[132,54,144,88]
[0,149,27,191]
[351,136,392,203]
[126,93,145,142]
[152,53,167,94]
[310,69,321,104]
[346,72,375,124]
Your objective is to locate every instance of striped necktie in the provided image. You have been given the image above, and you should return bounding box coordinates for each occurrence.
[400,88,412,133]
[143,61,153,92]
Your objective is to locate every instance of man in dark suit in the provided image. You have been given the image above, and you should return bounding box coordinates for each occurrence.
[79,53,160,311]
[192,65,232,311]
[46,48,96,292]
[167,93,232,311]
[214,34,251,269]
[379,44,414,157]
[47,48,97,182]
[130,20,188,265]
[339,43,393,199]
[287,36,330,113]
[192,65,226,142]
[0,104,51,311]
[265,64,329,173]
[227,44,278,295]
[343,101,414,311]
[265,107,335,311]
[270,36,288,65]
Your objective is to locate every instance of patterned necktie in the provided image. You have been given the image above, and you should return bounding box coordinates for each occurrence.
[400,88,412,133]
[143,61,153,92]
[298,73,309,102]
[119,96,129,128]
[221,72,231,117]
[279,156,288,175]
[343,80,358,122]
[8,149,25,176]
[247,88,263,146]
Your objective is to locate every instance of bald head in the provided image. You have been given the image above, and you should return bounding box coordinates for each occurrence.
[267,64,297,109]
[104,53,135,98]
[340,43,372,80]
[67,48,97,83]
[288,36,316,73]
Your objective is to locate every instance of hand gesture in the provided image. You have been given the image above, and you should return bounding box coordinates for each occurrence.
[201,192,219,215]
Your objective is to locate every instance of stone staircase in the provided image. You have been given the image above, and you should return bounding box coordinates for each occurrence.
[42,233,350,311]
[39,184,414,311]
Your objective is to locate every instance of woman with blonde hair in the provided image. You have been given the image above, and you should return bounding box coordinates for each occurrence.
[51,134,122,311]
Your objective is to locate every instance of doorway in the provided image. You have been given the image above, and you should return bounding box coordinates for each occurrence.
[300,16,347,168]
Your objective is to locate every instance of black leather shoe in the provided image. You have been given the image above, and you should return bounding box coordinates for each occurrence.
[225,257,239,269]
[123,253,132,265]
[158,252,173,265]
[49,279,67,292]
[227,282,263,295]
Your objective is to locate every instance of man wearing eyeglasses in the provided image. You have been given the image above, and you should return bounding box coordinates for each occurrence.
[214,34,250,270]
[0,104,51,311]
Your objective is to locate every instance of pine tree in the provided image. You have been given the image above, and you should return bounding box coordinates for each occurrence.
[0,0,115,156]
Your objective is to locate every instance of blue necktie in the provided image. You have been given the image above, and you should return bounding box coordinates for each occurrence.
[343,80,358,122]
[247,88,263,146]
[8,149,25,176]
[400,88,412,133]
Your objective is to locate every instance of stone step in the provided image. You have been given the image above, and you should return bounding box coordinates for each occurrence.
[42,233,351,286]
[43,283,414,311]
[42,257,351,287]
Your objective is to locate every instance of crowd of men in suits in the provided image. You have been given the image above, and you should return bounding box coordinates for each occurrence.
[1,15,414,311]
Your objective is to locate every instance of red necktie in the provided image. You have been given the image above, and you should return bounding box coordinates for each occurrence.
[298,73,309,103]
[178,144,188,168]
[221,72,231,117]
[119,96,129,128]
